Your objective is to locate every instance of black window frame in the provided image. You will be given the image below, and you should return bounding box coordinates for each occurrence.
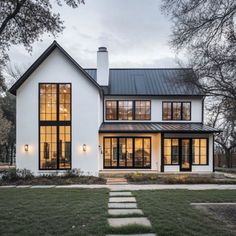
[162,101,191,121]
[105,100,118,120]
[192,138,209,165]
[164,138,180,165]
[134,100,151,120]
[39,83,72,170]
[118,100,134,120]
[103,136,151,169]
[105,100,151,121]
[163,137,209,166]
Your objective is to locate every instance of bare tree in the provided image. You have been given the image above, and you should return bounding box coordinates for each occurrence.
[162,0,236,167]
[0,0,85,91]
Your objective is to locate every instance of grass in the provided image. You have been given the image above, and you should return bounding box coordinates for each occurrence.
[216,167,236,174]
[1,188,236,235]
[134,190,236,236]
[0,188,109,236]
[107,224,154,234]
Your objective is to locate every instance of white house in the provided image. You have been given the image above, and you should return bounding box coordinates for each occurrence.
[9,41,218,176]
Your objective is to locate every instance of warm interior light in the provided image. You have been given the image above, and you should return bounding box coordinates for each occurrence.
[24,144,29,152]
[83,144,87,152]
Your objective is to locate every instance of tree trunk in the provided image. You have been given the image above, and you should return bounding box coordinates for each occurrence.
[10,144,14,166]
[225,149,231,168]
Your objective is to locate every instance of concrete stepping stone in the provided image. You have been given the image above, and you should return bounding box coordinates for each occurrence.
[108,217,152,227]
[108,203,137,209]
[106,234,156,236]
[108,209,144,216]
[109,197,136,203]
[109,192,132,197]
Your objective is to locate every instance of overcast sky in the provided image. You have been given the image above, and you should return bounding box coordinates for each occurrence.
[8,0,181,71]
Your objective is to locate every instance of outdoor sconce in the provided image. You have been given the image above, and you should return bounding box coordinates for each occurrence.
[24,144,29,152]
[82,144,87,152]
[99,145,103,154]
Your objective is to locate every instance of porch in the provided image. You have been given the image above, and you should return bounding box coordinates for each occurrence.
[99,122,218,173]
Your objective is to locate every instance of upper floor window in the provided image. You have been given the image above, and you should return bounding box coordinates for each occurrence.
[162,102,191,121]
[118,101,133,120]
[105,100,151,120]
[105,100,117,120]
[135,101,151,120]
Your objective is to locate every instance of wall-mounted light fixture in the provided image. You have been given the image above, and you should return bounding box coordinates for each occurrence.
[24,144,29,152]
[98,145,103,154]
[82,144,87,152]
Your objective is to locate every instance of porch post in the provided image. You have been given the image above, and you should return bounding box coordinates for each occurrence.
[161,132,164,172]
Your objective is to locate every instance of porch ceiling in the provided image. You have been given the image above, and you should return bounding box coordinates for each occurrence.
[99,122,219,133]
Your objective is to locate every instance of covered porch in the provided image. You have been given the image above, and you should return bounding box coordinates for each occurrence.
[99,122,218,173]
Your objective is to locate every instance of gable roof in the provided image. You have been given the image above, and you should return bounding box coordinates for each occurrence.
[85,68,204,96]
[9,41,101,95]
[9,41,204,97]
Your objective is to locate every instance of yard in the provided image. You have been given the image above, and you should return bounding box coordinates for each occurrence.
[0,188,235,236]
[0,188,109,236]
[134,190,236,236]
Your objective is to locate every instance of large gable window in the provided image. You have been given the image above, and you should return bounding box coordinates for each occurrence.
[162,102,191,121]
[39,83,71,170]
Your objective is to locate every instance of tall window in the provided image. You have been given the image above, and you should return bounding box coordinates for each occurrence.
[105,100,151,120]
[104,137,151,168]
[192,139,207,165]
[39,84,71,170]
[162,102,191,120]
[164,139,179,164]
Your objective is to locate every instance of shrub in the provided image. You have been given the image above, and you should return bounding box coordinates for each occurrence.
[64,168,81,177]
[1,168,34,181]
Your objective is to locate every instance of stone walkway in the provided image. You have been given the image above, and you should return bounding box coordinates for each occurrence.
[107,191,156,236]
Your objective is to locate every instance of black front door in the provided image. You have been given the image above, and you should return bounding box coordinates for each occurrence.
[180,139,192,171]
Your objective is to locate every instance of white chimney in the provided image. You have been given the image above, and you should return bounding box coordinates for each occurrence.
[97,47,109,86]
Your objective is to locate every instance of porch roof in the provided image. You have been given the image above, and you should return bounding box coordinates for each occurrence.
[99,122,219,133]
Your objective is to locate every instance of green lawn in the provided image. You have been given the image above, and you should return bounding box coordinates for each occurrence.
[0,188,109,236]
[134,190,236,236]
[0,189,235,236]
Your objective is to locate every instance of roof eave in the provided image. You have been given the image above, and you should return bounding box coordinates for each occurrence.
[9,40,101,96]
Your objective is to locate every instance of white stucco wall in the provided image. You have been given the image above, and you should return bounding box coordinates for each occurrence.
[104,96,203,123]
[16,48,101,176]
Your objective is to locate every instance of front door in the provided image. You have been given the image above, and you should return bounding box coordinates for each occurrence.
[180,139,192,171]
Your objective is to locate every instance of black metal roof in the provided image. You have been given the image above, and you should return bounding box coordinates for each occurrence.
[99,122,219,133]
[9,40,204,97]
[85,68,204,96]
